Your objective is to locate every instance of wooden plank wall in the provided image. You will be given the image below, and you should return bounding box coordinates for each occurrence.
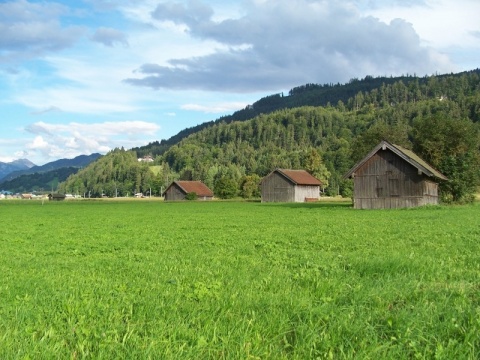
[261,172,294,202]
[295,185,320,202]
[164,185,185,201]
[353,150,439,209]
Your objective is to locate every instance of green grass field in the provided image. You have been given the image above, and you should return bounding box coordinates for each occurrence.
[1,200,479,359]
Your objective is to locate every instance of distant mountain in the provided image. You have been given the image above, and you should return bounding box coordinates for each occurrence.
[11,159,36,168]
[0,159,36,181]
[0,166,85,194]
[0,153,102,191]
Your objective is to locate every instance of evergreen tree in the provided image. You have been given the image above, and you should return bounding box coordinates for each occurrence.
[412,115,480,203]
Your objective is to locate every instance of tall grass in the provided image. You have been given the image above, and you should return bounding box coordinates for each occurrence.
[0,200,479,358]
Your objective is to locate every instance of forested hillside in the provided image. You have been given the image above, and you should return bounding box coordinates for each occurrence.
[58,149,154,198]
[60,69,480,202]
[132,69,480,158]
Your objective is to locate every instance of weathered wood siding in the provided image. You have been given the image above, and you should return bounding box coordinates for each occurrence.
[261,172,295,202]
[261,173,320,202]
[294,185,320,202]
[164,184,186,201]
[352,149,439,209]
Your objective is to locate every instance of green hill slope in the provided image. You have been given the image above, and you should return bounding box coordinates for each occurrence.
[133,69,480,158]
[61,69,480,201]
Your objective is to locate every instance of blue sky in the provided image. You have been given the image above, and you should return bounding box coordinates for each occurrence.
[1,0,479,165]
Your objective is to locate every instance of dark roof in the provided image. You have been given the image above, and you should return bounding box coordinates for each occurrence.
[343,140,448,180]
[274,169,322,186]
[168,181,214,197]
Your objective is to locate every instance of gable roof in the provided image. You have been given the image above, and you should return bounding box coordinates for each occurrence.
[343,140,448,180]
[168,181,214,197]
[273,169,322,186]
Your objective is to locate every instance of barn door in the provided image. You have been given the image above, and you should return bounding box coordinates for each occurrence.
[388,176,399,196]
[376,175,385,198]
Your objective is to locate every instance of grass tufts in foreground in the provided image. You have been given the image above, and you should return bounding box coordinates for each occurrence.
[0,200,479,359]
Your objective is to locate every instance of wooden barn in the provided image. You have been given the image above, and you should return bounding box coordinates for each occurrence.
[261,169,322,203]
[163,181,214,201]
[48,193,66,201]
[343,140,448,209]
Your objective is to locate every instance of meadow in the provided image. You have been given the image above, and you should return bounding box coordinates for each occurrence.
[0,199,479,359]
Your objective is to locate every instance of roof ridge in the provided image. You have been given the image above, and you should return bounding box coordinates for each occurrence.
[344,140,448,180]
[276,168,322,185]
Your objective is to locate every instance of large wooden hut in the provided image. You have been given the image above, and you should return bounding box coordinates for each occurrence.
[261,169,322,203]
[163,181,214,201]
[343,140,448,209]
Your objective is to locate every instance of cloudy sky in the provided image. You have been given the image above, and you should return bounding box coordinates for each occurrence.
[1,0,478,165]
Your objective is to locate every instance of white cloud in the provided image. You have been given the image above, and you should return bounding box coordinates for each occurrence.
[367,0,480,49]
[26,120,160,137]
[125,0,454,92]
[1,0,478,166]
[22,120,161,163]
[14,56,148,114]
[28,135,50,150]
[18,86,140,114]
[0,139,24,162]
[0,0,84,63]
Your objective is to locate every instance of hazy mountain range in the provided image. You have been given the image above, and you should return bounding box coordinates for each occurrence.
[0,154,102,190]
[0,159,36,182]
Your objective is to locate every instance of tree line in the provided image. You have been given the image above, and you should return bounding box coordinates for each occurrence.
[132,69,480,159]
[59,69,480,202]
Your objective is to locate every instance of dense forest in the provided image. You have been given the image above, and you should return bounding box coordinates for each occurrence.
[130,74,428,157]
[131,70,480,158]
[57,69,480,202]
[59,149,154,198]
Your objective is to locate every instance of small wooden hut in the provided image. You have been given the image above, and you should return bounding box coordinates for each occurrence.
[343,140,448,209]
[261,169,322,203]
[48,193,66,201]
[163,181,214,201]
